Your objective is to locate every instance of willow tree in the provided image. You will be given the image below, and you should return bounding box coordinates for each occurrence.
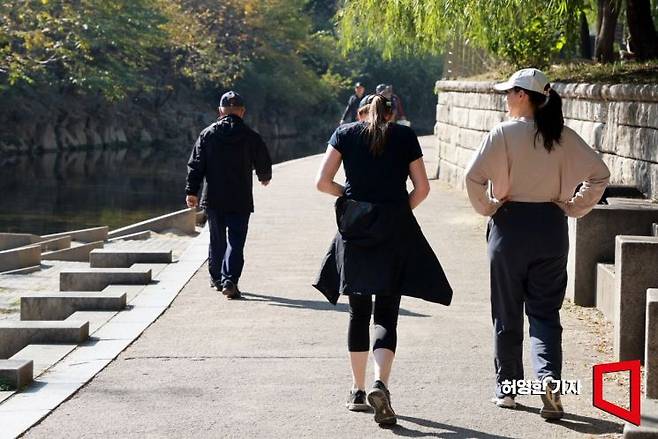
[338,0,583,68]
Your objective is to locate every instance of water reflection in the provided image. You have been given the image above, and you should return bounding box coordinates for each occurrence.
[0,137,322,235]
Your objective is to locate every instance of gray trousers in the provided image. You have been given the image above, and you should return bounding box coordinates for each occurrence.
[487,202,568,398]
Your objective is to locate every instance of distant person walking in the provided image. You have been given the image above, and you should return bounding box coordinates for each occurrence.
[340,82,366,125]
[464,69,610,419]
[185,91,272,300]
[314,95,453,425]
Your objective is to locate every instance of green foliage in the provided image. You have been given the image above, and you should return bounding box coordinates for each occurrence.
[338,0,584,68]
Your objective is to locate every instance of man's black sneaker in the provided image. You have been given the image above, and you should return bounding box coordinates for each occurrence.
[367,380,396,425]
[346,389,369,411]
[222,280,241,299]
[210,279,222,291]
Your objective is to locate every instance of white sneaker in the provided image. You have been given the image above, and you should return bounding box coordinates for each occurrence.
[491,395,517,409]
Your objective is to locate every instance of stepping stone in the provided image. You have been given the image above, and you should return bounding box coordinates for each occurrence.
[20,291,127,321]
[0,359,33,390]
[0,321,89,358]
[89,249,172,268]
[60,267,152,291]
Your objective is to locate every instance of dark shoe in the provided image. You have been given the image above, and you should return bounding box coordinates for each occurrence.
[367,380,396,425]
[210,278,222,291]
[222,280,241,300]
[346,389,369,411]
[540,377,564,420]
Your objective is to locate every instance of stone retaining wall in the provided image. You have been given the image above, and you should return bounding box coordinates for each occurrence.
[433,81,658,200]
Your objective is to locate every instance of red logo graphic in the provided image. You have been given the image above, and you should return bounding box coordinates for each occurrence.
[593,360,641,426]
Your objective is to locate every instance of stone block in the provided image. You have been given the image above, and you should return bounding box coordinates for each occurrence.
[653,224,658,237]
[646,289,658,399]
[34,236,71,252]
[567,205,658,306]
[0,233,41,251]
[41,226,108,243]
[0,321,89,358]
[89,249,172,268]
[59,267,152,291]
[0,245,41,274]
[107,208,196,238]
[20,291,127,321]
[613,236,658,362]
[596,263,616,321]
[107,230,151,242]
[0,360,33,390]
[42,241,104,262]
[623,398,658,438]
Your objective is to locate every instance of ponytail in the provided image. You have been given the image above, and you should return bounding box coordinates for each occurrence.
[525,86,564,152]
[364,94,393,156]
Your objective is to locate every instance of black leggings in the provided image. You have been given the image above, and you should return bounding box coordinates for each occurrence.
[348,294,402,352]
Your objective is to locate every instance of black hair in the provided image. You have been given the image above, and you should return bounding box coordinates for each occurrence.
[514,85,564,152]
[364,94,393,156]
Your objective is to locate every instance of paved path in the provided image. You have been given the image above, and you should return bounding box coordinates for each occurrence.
[24,142,626,438]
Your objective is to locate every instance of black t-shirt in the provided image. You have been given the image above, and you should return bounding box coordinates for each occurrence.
[329,121,423,203]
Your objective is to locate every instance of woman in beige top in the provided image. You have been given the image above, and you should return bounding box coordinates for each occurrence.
[465,68,610,419]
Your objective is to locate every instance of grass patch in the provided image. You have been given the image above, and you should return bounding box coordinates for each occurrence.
[463,60,658,84]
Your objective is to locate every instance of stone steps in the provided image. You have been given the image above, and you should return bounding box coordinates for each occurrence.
[0,321,89,359]
[20,291,127,321]
[0,360,33,390]
[60,267,152,291]
[89,249,172,268]
[32,236,71,253]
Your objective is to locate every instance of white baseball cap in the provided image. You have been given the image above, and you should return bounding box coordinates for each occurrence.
[493,68,549,94]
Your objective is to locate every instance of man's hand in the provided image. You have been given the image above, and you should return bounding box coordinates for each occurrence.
[186,195,199,208]
[260,180,271,187]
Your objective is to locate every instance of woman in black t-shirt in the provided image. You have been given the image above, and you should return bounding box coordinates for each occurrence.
[314,95,452,425]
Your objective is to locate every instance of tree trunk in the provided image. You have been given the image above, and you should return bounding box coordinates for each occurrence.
[595,0,622,62]
[580,11,593,59]
[626,0,658,60]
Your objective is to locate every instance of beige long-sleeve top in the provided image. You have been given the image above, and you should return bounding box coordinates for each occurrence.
[465,117,610,218]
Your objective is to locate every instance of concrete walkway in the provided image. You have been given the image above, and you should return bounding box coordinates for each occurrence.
[24,142,626,438]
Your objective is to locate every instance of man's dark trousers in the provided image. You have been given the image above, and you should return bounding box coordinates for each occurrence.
[206,208,250,286]
[487,202,568,398]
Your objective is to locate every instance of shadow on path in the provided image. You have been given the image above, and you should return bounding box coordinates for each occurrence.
[390,415,516,438]
[241,292,430,318]
[514,403,623,435]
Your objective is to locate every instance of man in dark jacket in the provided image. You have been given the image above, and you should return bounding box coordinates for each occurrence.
[185,91,272,299]
[339,82,365,125]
